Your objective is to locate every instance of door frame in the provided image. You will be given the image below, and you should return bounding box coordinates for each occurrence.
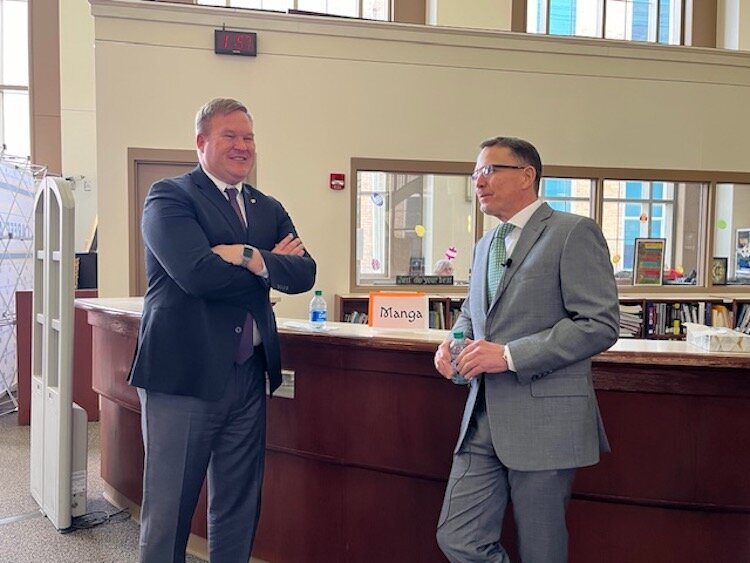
[128,148,197,296]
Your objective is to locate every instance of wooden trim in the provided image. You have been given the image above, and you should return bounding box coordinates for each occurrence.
[351,157,472,175]
[392,0,425,25]
[689,0,717,48]
[28,0,62,172]
[350,159,750,293]
[543,165,750,184]
[349,157,475,294]
[511,0,527,33]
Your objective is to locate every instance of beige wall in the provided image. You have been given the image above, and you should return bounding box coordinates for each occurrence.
[60,0,98,252]
[90,0,750,318]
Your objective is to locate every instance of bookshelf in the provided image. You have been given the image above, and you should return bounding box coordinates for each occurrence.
[616,294,750,340]
[335,294,465,329]
[336,293,750,339]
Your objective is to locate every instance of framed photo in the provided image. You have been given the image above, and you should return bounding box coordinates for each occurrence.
[408,256,425,277]
[736,228,750,278]
[632,238,665,286]
[711,257,728,285]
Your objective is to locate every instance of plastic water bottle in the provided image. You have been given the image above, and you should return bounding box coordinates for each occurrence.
[449,329,469,385]
[309,290,327,330]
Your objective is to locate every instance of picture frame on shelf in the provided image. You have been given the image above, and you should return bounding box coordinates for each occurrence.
[736,228,750,278]
[711,257,728,285]
[632,238,665,286]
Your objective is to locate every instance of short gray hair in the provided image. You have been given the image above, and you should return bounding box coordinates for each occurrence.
[195,98,252,135]
[480,136,542,193]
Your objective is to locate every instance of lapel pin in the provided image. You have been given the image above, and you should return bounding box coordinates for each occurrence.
[250,198,256,204]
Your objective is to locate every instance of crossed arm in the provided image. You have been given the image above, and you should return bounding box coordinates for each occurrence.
[211,233,305,273]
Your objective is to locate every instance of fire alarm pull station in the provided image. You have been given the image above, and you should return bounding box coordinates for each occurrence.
[330,173,345,190]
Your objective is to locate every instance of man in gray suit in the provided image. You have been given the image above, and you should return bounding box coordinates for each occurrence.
[434,137,619,562]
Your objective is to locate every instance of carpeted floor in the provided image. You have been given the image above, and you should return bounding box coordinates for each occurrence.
[0,409,205,563]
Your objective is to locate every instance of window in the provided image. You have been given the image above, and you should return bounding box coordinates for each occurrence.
[353,159,477,291]
[196,0,390,20]
[0,0,29,157]
[542,177,593,217]
[527,0,684,45]
[484,176,593,235]
[714,183,750,285]
[540,168,706,287]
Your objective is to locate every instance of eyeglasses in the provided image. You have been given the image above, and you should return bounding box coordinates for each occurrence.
[470,164,526,181]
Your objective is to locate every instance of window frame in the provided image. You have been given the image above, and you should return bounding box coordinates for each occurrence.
[0,0,30,157]
[351,158,750,295]
[545,165,750,295]
[195,0,391,21]
[527,0,688,46]
[351,157,480,293]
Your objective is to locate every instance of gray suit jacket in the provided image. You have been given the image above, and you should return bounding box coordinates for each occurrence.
[453,203,619,471]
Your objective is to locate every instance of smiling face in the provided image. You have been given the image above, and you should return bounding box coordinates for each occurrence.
[196,110,256,185]
[474,145,537,222]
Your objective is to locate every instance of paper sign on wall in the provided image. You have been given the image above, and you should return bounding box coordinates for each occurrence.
[368,292,428,329]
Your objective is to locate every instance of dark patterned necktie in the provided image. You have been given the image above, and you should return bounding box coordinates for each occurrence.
[487,222,515,304]
[226,187,254,363]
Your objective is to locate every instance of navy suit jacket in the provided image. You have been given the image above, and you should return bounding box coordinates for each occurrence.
[129,166,316,399]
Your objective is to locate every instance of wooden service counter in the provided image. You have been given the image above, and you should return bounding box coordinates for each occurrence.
[77,298,750,563]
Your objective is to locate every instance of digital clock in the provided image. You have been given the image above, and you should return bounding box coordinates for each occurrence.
[214,30,257,57]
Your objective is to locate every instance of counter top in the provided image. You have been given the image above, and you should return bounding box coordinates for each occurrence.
[75,297,750,368]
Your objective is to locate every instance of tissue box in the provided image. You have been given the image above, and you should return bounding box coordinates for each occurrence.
[684,323,750,353]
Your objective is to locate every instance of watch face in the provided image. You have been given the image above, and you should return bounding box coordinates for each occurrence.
[243,246,253,259]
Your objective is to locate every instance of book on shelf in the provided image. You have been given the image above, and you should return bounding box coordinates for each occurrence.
[430,301,446,329]
[344,311,368,324]
[643,302,688,338]
[710,304,732,328]
[736,304,750,334]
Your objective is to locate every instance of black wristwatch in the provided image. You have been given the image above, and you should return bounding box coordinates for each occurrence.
[240,245,254,268]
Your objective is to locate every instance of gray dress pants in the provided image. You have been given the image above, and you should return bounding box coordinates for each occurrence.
[436,381,576,563]
[137,351,267,563]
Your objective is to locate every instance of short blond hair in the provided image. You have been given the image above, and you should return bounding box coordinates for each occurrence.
[195,98,252,135]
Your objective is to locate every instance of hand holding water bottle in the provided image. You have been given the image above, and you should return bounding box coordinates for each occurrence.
[434,334,512,383]
[434,331,470,384]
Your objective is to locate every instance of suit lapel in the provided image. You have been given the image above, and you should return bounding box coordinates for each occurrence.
[490,203,552,308]
[240,185,254,240]
[191,167,247,240]
[474,234,493,318]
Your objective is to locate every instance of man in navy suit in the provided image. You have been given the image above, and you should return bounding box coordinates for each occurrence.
[129,98,316,563]
[434,137,618,562]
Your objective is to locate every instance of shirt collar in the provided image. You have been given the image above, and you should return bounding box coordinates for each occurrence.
[203,167,242,196]
[504,198,544,230]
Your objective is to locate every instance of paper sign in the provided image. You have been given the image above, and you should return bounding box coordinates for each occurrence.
[368,291,428,329]
[633,238,665,286]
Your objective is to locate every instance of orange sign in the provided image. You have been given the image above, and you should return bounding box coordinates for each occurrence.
[368,291,428,329]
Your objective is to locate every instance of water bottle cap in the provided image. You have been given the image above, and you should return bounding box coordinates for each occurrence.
[314,290,322,296]
[452,329,464,339]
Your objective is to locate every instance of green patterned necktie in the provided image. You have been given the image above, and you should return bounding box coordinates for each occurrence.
[487,222,515,304]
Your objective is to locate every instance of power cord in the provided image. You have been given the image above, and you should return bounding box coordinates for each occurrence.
[59,508,130,534]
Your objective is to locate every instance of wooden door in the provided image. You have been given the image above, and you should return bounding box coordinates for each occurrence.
[128,148,196,296]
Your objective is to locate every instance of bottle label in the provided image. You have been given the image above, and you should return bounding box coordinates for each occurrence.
[310,310,327,323]
[450,339,469,385]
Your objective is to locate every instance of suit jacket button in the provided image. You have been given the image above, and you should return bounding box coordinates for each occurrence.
[235,327,242,334]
